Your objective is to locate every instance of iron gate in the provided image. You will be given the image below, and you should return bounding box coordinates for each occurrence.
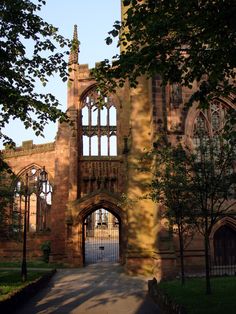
[84,208,120,265]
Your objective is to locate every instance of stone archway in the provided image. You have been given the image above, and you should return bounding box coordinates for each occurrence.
[71,193,125,267]
[213,225,236,266]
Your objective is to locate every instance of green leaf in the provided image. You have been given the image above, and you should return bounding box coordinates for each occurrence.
[0,0,70,145]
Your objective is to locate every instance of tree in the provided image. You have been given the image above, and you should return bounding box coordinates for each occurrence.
[93,0,236,106]
[145,137,194,285]
[0,155,14,237]
[0,0,70,146]
[188,122,236,295]
[143,107,236,294]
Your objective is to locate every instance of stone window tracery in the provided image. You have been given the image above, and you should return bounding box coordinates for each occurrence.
[193,100,228,156]
[12,166,52,233]
[192,100,236,197]
[81,88,117,156]
[170,83,182,108]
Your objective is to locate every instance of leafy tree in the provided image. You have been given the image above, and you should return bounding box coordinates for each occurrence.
[93,0,236,106]
[0,155,14,237]
[145,137,194,285]
[143,111,236,294]
[188,123,236,295]
[0,0,70,146]
[41,240,51,263]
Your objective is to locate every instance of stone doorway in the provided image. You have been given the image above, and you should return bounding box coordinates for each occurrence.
[83,208,120,265]
[214,225,236,265]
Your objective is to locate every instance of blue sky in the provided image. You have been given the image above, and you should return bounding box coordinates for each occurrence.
[1,0,120,148]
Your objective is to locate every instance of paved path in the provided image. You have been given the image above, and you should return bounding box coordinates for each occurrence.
[14,264,161,314]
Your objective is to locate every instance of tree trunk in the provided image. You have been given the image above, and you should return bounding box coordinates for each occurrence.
[178,223,185,285]
[204,217,211,294]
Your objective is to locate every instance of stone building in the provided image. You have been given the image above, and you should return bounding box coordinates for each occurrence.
[1,3,236,279]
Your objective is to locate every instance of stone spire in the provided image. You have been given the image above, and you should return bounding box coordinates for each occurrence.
[69,24,80,65]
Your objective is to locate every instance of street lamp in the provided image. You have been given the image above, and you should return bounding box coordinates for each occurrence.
[16,166,48,282]
[21,172,28,282]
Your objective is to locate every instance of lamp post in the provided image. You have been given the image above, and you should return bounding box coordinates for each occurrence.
[21,173,28,282]
[18,167,48,282]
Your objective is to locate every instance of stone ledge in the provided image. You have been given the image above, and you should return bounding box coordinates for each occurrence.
[0,269,56,313]
[3,142,55,158]
[148,278,187,314]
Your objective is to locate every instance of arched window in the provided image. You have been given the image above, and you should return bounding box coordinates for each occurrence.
[12,166,52,233]
[193,100,228,153]
[192,100,236,197]
[81,88,117,157]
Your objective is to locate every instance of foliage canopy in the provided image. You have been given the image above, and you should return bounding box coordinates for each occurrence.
[94,0,236,106]
[0,156,14,237]
[0,0,70,146]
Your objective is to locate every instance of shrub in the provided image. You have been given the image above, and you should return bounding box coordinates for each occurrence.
[40,241,51,263]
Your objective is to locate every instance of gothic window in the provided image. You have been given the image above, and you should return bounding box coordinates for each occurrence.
[95,208,108,228]
[101,136,108,156]
[91,136,98,155]
[113,216,119,228]
[110,136,117,156]
[193,113,208,149]
[192,100,236,197]
[193,100,228,158]
[170,83,182,108]
[82,136,89,156]
[81,88,117,156]
[12,166,52,233]
[193,101,227,139]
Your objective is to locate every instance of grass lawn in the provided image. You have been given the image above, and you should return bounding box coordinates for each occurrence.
[0,260,63,268]
[159,277,236,314]
[0,269,50,301]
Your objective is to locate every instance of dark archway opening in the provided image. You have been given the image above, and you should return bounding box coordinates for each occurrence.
[214,225,236,266]
[83,208,120,265]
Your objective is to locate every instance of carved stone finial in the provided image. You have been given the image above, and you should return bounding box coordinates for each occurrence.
[73,24,78,42]
[69,24,80,65]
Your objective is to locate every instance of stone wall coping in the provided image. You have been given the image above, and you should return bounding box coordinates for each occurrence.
[78,63,89,70]
[78,63,104,70]
[80,156,123,162]
[2,142,55,158]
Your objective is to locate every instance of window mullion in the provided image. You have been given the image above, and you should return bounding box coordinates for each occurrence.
[89,105,91,156]
[207,108,214,138]
[108,107,110,156]
[98,108,101,156]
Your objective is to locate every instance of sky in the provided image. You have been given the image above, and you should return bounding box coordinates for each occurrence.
[1,0,121,148]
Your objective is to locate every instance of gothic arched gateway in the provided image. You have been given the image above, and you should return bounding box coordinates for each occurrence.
[83,208,120,265]
[70,195,124,267]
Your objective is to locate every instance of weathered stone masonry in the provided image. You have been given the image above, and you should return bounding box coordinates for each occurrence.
[1,3,236,278]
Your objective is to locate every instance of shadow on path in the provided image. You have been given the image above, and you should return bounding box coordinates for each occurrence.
[13,263,160,314]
